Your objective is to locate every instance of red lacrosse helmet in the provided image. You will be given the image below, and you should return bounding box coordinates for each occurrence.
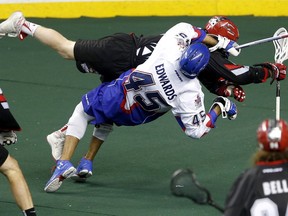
[205,16,239,41]
[257,119,288,152]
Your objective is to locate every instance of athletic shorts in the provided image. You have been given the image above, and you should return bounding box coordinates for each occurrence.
[74,33,136,82]
[74,33,162,82]
[0,145,9,167]
[0,89,21,131]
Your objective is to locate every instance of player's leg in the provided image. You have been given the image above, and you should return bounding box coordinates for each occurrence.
[71,136,104,182]
[44,102,94,192]
[0,146,36,215]
[71,123,112,181]
[32,26,75,59]
[0,11,75,59]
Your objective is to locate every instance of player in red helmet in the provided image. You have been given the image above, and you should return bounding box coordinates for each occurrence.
[200,15,285,104]
[225,119,288,216]
[257,119,288,152]
[205,16,239,41]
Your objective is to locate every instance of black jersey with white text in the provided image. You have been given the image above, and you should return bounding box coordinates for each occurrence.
[225,161,288,216]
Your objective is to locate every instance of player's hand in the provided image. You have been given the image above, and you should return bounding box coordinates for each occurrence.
[215,83,246,102]
[226,101,237,120]
[209,35,241,56]
[233,85,246,102]
[274,63,287,81]
[0,131,17,146]
[209,96,237,120]
[254,62,287,84]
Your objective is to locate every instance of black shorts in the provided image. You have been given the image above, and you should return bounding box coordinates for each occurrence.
[0,91,21,131]
[74,33,162,82]
[0,145,9,167]
[74,33,136,82]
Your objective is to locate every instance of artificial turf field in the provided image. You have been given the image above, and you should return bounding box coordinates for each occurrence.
[0,16,287,216]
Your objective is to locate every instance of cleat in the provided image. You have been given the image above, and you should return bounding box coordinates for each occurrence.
[0,11,25,38]
[47,126,67,161]
[71,157,93,182]
[44,160,76,193]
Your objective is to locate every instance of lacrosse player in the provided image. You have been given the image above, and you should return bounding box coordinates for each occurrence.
[42,22,238,192]
[225,119,288,216]
[0,12,284,102]
[0,89,37,216]
[0,12,286,182]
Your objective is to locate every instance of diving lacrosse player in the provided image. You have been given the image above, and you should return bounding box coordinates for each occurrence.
[0,12,286,182]
[42,22,238,192]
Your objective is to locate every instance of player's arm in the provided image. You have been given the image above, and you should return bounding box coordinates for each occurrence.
[174,96,237,139]
[215,81,246,102]
[193,27,240,56]
[202,34,218,47]
[208,35,240,56]
[253,62,287,84]
[33,26,76,60]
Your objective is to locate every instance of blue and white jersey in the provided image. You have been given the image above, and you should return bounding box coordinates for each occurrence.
[82,22,211,138]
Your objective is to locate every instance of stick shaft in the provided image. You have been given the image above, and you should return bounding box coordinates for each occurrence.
[276,81,281,121]
[236,34,288,49]
[209,202,225,213]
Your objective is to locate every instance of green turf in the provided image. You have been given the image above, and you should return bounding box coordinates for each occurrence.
[0,16,287,215]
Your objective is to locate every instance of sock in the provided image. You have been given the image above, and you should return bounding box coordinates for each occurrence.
[21,21,39,36]
[22,207,36,216]
[59,125,68,134]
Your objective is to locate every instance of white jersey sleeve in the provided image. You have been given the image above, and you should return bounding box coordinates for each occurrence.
[164,22,207,47]
[171,80,212,139]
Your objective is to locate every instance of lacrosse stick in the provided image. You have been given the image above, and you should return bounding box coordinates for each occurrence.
[170,168,224,213]
[273,27,288,120]
[236,33,288,49]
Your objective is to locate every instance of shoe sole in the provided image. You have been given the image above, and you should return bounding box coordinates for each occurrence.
[44,167,76,192]
[71,170,92,182]
[78,170,92,177]
[71,174,87,183]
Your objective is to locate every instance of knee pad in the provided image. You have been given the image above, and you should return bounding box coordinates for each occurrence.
[93,123,113,141]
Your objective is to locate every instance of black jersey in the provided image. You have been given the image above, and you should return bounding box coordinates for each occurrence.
[198,50,266,95]
[74,33,267,89]
[0,89,21,131]
[225,161,288,216]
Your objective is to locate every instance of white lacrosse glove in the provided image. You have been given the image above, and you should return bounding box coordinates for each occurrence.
[209,96,237,120]
[0,131,17,146]
[209,35,241,56]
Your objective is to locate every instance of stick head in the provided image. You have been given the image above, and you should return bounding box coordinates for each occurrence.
[273,27,288,64]
[170,168,210,204]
